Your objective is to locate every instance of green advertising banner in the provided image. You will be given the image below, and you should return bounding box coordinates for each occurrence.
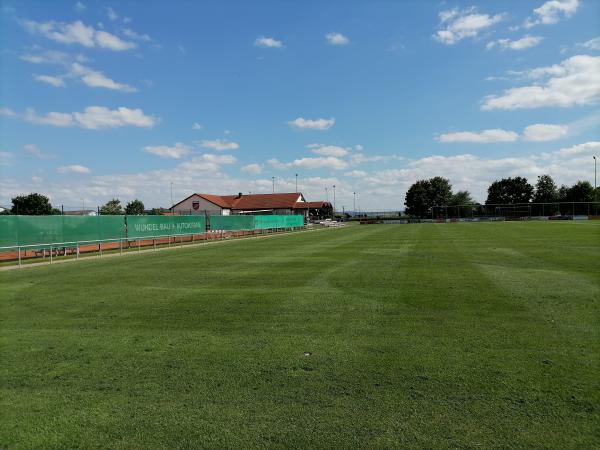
[254,215,304,229]
[16,215,64,246]
[0,213,300,251]
[209,215,255,231]
[126,215,206,239]
[0,216,19,248]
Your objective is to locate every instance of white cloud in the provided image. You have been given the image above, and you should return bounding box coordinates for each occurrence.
[309,144,349,157]
[69,63,136,92]
[177,154,236,172]
[24,109,74,127]
[357,141,600,204]
[73,106,156,129]
[288,117,335,131]
[523,124,568,141]
[200,154,237,165]
[254,36,283,48]
[4,142,599,210]
[22,19,136,51]
[57,164,91,174]
[268,156,348,171]
[143,143,192,159]
[326,32,349,45]
[487,35,543,50]
[241,163,263,175]
[20,106,157,129]
[524,0,579,28]
[438,124,568,143]
[581,37,600,51]
[345,170,367,178]
[122,28,152,42]
[23,144,56,160]
[437,129,519,143]
[75,2,86,12]
[349,153,401,165]
[200,139,239,151]
[434,7,504,45]
[0,107,17,117]
[482,55,600,110]
[33,74,65,87]
[106,7,118,21]
[192,122,203,130]
[20,49,71,64]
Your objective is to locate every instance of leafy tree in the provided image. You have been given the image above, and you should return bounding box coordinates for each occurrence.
[485,177,533,204]
[404,180,431,217]
[449,190,475,206]
[449,190,476,217]
[11,193,54,215]
[428,176,453,207]
[562,181,595,202]
[404,177,453,217]
[125,199,145,215]
[558,185,570,202]
[533,175,558,203]
[100,198,123,215]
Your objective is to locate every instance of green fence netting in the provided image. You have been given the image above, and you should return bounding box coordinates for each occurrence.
[126,215,206,239]
[209,215,255,231]
[210,214,304,231]
[0,215,126,250]
[0,214,302,251]
[254,215,304,229]
[0,216,19,248]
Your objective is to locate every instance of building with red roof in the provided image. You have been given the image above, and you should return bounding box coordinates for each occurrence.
[171,192,332,219]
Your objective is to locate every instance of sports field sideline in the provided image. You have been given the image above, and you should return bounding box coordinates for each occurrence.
[1,222,599,448]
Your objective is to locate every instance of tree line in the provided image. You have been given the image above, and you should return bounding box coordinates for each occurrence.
[405,175,600,217]
[3,194,153,216]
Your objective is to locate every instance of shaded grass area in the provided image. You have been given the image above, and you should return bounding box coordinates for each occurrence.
[1,222,599,448]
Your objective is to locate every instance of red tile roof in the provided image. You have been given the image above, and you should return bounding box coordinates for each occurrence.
[174,192,325,210]
[294,201,332,209]
[224,193,303,209]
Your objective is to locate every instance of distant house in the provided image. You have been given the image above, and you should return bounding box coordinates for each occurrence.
[171,192,332,218]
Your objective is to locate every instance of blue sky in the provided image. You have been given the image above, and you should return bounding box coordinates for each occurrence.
[1,0,599,210]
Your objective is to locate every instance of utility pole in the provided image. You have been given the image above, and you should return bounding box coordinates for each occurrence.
[170,182,173,209]
[325,187,328,202]
[594,156,597,189]
[272,176,275,193]
[353,192,356,215]
[295,173,298,193]
[333,185,336,214]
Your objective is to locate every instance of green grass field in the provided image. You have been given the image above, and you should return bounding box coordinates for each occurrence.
[1,222,599,449]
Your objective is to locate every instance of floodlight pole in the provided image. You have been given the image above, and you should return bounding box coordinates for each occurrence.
[295,173,298,192]
[272,176,275,193]
[353,192,356,216]
[333,185,336,214]
[325,187,328,202]
[594,156,597,189]
[170,182,173,210]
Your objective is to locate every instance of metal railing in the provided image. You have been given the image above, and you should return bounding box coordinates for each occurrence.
[0,226,307,268]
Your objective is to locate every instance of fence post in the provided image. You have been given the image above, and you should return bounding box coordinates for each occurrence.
[76,242,79,260]
[154,237,156,251]
[99,242,103,258]
[18,246,21,268]
[120,239,123,255]
[138,239,141,252]
[50,245,53,263]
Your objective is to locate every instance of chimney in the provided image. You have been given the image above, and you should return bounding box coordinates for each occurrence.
[237,192,243,199]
